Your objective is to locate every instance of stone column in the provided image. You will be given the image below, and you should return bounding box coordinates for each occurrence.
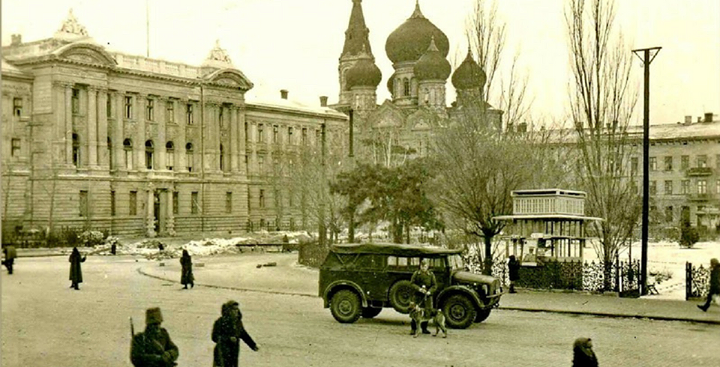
[176,99,188,171]
[114,92,125,171]
[65,84,73,165]
[87,86,98,168]
[230,106,238,172]
[238,110,246,174]
[204,102,216,172]
[156,97,167,171]
[52,82,68,166]
[166,189,175,236]
[136,94,146,171]
[145,182,156,237]
[97,89,109,170]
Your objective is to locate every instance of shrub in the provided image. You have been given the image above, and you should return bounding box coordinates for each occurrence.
[79,230,105,247]
[679,220,699,248]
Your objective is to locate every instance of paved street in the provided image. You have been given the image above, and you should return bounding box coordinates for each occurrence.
[2,253,718,366]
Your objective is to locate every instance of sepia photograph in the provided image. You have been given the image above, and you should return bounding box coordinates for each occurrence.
[2,0,719,366]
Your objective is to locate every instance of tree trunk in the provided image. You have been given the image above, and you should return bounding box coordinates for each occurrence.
[405,222,411,244]
[483,235,493,276]
[348,210,355,243]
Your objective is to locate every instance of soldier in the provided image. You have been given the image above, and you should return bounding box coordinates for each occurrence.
[131,307,179,367]
[410,258,437,335]
[68,247,86,290]
[3,245,17,274]
[212,300,259,367]
[698,258,720,312]
[180,249,194,289]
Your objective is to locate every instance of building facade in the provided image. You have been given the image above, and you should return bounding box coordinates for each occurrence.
[1,11,347,237]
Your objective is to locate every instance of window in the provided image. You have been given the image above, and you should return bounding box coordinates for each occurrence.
[13,97,22,117]
[106,93,112,118]
[698,180,707,194]
[79,191,88,217]
[665,206,673,222]
[258,155,265,174]
[289,190,294,208]
[273,125,279,143]
[630,157,639,176]
[664,180,673,195]
[124,95,133,119]
[226,192,232,213]
[681,155,689,170]
[219,144,225,172]
[172,192,179,215]
[259,189,265,208]
[110,191,116,216]
[11,138,21,157]
[186,143,194,172]
[123,139,133,170]
[245,122,249,142]
[72,133,80,166]
[191,192,199,214]
[146,98,154,121]
[681,180,690,194]
[107,137,113,170]
[649,157,657,171]
[664,156,673,171]
[72,89,81,114]
[145,140,154,170]
[302,128,308,145]
[257,124,264,143]
[129,191,138,216]
[315,129,320,144]
[186,103,194,125]
[649,181,656,195]
[166,101,175,123]
[219,107,224,128]
[166,141,175,170]
[697,155,708,168]
[288,127,294,144]
[403,78,410,96]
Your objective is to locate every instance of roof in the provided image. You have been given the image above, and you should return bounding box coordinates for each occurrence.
[494,214,604,221]
[627,122,720,140]
[246,97,348,119]
[330,243,462,256]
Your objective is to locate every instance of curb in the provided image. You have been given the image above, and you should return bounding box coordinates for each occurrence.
[136,267,720,325]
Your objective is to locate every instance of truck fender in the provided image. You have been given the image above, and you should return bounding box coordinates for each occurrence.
[323,280,368,308]
[437,285,485,310]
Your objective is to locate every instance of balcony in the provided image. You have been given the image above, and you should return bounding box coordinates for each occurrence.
[686,167,713,177]
[688,193,716,202]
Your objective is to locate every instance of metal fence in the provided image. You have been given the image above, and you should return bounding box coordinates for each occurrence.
[686,262,710,300]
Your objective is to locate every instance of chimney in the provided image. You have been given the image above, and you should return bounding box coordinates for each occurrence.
[697,116,702,123]
[11,34,21,45]
[684,115,692,125]
[280,89,288,100]
[319,96,328,107]
[704,112,713,123]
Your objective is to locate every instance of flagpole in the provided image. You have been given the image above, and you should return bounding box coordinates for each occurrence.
[146,0,150,57]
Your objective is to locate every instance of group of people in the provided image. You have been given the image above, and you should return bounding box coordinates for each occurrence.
[131,301,259,367]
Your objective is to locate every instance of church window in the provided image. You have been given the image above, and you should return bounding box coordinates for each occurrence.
[403,78,410,96]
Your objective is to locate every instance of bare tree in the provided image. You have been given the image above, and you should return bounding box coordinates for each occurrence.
[566,0,641,290]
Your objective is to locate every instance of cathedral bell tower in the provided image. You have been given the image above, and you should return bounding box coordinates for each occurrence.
[337,0,377,108]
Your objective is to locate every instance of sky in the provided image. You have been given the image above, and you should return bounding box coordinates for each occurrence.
[2,0,719,126]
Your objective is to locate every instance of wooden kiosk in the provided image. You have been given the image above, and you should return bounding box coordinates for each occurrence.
[494,189,603,264]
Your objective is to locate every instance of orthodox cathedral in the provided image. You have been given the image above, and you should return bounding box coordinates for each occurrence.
[332,0,503,163]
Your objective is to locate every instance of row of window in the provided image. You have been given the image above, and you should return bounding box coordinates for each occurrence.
[249,123,321,146]
[80,191,226,217]
[634,154,720,173]
[649,179,719,195]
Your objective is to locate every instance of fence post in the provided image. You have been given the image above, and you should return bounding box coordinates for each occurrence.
[685,262,691,301]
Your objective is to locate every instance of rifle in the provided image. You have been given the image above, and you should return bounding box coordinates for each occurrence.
[130,317,135,337]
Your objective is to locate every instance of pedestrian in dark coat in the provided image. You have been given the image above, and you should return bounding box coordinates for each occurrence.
[698,258,720,312]
[212,300,259,367]
[508,255,521,293]
[410,259,437,334]
[180,250,194,289]
[131,307,179,367]
[3,245,17,274]
[572,337,598,367]
[68,247,86,290]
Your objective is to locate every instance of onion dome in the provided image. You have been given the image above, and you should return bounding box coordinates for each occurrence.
[387,72,396,94]
[451,47,486,90]
[346,51,382,89]
[385,1,449,64]
[414,37,451,81]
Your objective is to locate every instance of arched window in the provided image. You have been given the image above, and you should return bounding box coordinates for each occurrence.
[185,142,194,172]
[403,78,410,97]
[219,144,225,172]
[145,140,154,170]
[123,138,133,170]
[107,137,113,170]
[165,141,175,170]
[72,133,80,166]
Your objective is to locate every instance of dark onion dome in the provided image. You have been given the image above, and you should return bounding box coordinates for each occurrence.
[385,1,450,64]
[413,37,451,81]
[387,72,396,94]
[451,47,486,90]
[346,54,382,89]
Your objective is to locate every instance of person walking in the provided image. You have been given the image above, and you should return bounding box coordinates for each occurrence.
[212,300,259,367]
[697,258,720,312]
[130,307,179,367]
[508,255,520,293]
[410,258,437,335]
[3,245,17,274]
[180,249,194,289]
[572,337,599,367]
[68,247,86,290]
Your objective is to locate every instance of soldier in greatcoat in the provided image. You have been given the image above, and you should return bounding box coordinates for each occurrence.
[3,245,17,274]
[68,247,86,290]
[130,307,179,367]
[212,300,259,367]
[180,250,194,289]
[410,259,437,335]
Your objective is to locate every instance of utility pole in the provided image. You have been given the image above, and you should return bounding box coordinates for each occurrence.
[319,121,327,247]
[347,109,355,243]
[632,46,661,296]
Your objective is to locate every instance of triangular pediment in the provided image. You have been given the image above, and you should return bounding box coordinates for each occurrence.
[371,100,406,129]
[408,108,435,131]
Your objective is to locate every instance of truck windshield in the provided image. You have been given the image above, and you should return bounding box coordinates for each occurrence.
[448,254,465,271]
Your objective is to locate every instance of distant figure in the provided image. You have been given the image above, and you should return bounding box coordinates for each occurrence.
[698,258,720,312]
[572,337,599,367]
[508,255,520,293]
[3,245,17,274]
[180,250,194,289]
[212,300,259,367]
[158,243,165,251]
[131,307,179,367]
[68,247,86,290]
[111,243,117,255]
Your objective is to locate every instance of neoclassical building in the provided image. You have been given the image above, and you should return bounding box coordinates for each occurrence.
[1,11,347,237]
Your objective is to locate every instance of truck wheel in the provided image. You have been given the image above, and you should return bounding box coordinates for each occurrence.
[474,309,491,323]
[442,294,476,329]
[389,280,415,314]
[330,290,361,323]
[361,307,382,318]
